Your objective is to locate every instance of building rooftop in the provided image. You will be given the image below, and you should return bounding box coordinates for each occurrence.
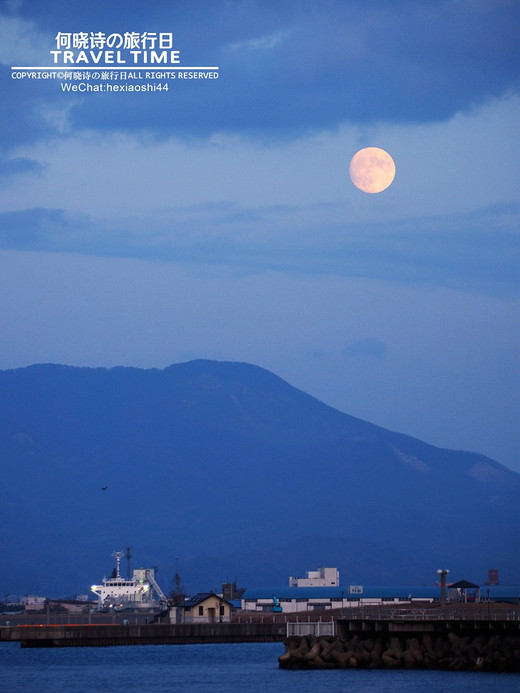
[242,585,520,601]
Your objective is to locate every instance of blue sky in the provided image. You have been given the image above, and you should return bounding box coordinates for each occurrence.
[0,0,519,470]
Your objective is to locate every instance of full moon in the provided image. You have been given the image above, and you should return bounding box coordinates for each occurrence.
[349,147,396,193]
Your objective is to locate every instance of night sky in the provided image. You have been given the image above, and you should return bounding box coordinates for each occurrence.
[0,1,518,471]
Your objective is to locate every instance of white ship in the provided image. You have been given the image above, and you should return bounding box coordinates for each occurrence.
[91,550,167,611]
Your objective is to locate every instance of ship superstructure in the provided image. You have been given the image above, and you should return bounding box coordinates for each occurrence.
[91,550,167,611]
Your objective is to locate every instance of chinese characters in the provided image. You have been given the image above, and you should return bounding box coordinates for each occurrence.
[50,32,181,65]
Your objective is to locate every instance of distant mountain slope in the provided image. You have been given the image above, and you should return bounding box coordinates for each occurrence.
[0,360,518,596]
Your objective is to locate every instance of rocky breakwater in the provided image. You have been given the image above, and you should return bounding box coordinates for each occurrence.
[279,630,520,672]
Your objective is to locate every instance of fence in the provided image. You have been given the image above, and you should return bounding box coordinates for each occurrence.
[286,621,336,637]
[345,607,520,622]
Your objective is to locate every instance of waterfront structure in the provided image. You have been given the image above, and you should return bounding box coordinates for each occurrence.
[90,551,167,611]
[280,617,520,672]
[289,566,339,587]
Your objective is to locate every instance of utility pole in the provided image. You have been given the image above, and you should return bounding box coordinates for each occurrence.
[437,569,449,605]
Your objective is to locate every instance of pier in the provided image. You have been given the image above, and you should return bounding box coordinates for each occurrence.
[1,622,286,648]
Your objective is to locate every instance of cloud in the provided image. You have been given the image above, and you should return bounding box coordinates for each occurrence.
[0,13,60,149]
[0,156,43,177]
[0,13,49,64]
[226,30,290,53]
[0,200,516,295]
[343,338,387,359]
[0,66,56,151]
[1,1,518,148]
[0,90,517,295]
[0,208,76,249]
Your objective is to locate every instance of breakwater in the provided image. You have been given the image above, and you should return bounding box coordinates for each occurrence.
[1,622,286,648]
[279,618,520,672]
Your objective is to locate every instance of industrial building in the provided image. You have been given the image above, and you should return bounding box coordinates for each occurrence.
[289,566,339,587]
[241,584,520,613]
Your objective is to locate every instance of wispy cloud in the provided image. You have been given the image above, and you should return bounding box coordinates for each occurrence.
[0,13,49,65]
[226,30,291,52]
[0,201,517,294]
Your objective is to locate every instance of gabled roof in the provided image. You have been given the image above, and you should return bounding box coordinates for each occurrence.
[182,592,232,608]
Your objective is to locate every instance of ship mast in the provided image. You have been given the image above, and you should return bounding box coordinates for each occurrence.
[112,550,124,579]
[124,546,132,580]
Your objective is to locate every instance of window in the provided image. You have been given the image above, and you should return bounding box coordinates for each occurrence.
[198,606,203,616]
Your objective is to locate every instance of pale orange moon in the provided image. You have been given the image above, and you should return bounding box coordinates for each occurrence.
[349,147,396,193]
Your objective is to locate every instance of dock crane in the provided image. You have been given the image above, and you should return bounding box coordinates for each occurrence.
[272,595,283,613]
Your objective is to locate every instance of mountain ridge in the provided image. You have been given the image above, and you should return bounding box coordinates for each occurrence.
[0,359,518,595]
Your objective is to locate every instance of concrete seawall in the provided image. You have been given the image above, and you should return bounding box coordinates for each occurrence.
[1,622,287,648]
[280,618,520,672]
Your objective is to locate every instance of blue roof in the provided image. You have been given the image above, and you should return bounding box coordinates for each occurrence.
[242,585,520,600]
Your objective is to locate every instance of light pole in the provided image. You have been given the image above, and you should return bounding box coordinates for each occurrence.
[437,569,449,606]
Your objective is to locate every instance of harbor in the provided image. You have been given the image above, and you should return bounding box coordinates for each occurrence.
[3,557,519,672]
[2,605,520,668]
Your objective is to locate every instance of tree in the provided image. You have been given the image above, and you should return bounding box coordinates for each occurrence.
[168,572,186,606]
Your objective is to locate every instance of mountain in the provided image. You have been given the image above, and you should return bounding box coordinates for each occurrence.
[0,359,518,597]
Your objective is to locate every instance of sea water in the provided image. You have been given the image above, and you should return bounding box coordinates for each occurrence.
[1,641,519,693]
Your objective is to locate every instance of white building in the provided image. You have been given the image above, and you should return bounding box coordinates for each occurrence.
[241,586,438,614]
[170,592,233,624]
[289,566,339,587]
[23,595,46,611]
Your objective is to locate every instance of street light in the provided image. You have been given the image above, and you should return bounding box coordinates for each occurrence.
[437,569,449,605]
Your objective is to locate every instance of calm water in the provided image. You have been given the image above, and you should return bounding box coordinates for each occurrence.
[2,641,519,692]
